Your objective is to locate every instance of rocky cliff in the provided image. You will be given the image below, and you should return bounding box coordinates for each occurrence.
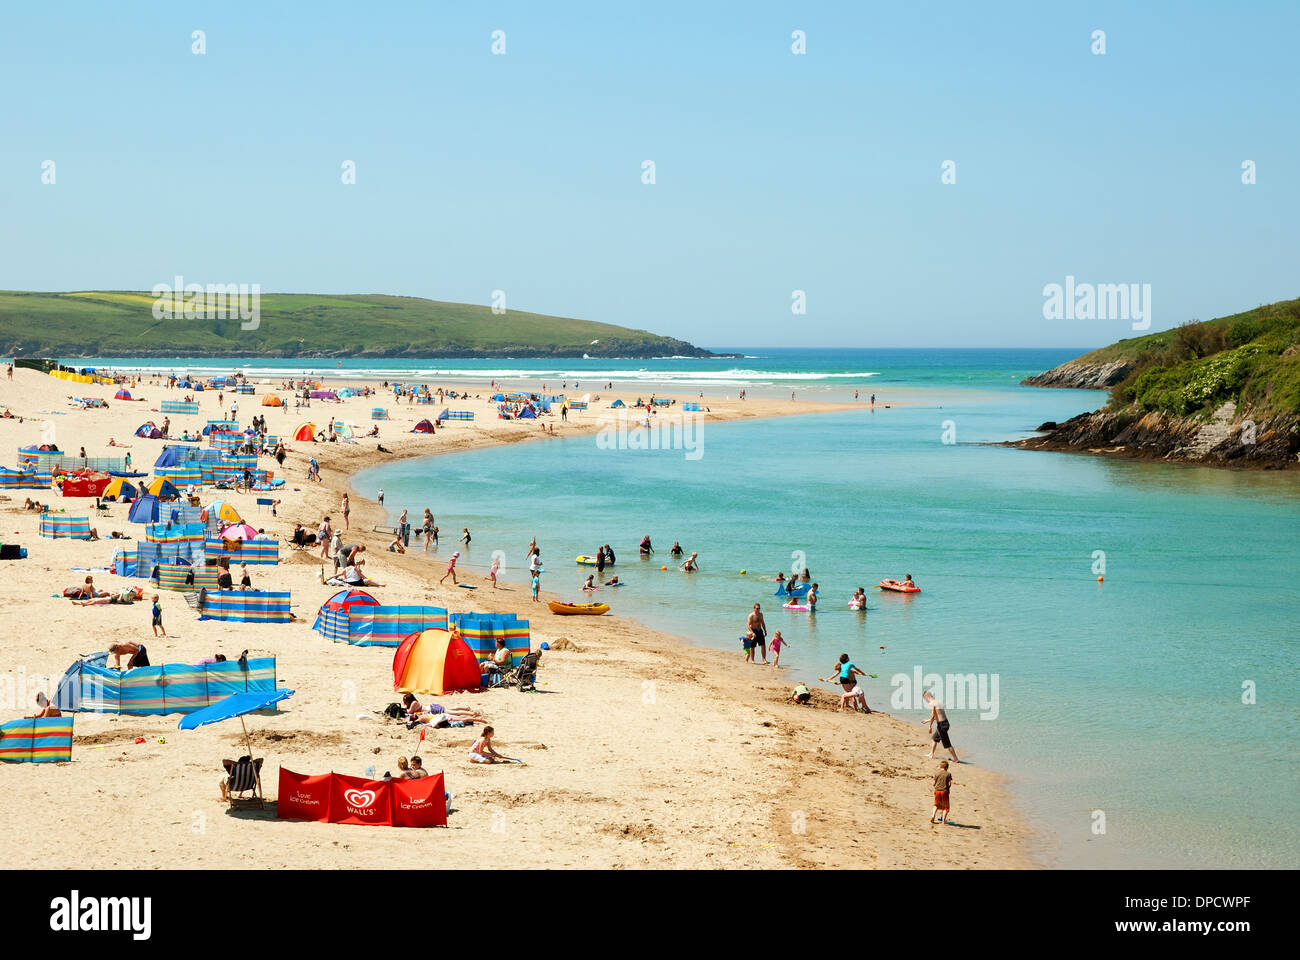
[1011,401,1300,469]
[1020,358,1135,389]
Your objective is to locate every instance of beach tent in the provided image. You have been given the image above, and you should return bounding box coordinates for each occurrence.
[101,477,139,501]
[0,716,73,763]
[312,589,379,642]
[517,405,536,419]
[199,590,291,624]
[114,389,133,400]
[293,422,317,442]
[128,493,161,523]
[411,419,435,434]
[135,422,163,439]
[491,393,506,402]
[144,477,181,499]
[261,394,283,407]
[393,628,482,695]
[202,500,242,526]
[55,653,277,714]
[610,399,625,408]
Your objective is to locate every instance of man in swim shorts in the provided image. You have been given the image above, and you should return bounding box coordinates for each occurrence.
[747,603,767,664]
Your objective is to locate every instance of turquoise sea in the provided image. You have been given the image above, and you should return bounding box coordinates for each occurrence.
[97,349,1300,867]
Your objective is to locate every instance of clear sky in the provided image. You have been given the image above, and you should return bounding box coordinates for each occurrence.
[1,1,1296,349]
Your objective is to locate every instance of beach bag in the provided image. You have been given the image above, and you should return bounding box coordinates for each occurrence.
[383,702,405,720]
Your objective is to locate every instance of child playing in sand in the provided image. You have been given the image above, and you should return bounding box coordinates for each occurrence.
[931,761,953,824]
[789,681,811,704]
[769,630,789,666]
[151,594,165,637]
[469,726,505,764]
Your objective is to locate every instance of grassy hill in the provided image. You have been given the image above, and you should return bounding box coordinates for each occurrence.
[0,291,718,359]
[1028,297,1300,418]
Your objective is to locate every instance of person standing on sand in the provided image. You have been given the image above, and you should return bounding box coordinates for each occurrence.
[341,493,350,530]
[318,516,333,559]
[440,552,460,585]
[531,571,540,602]
[924,690,960,763]
[747,603,767,664]
[931,761,953,824]
[769,630,789,666]
[151,594,165,637]
[486,555,500,589]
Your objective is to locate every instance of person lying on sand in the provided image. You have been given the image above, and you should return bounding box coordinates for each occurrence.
[66,576,108,600]
[73,587,142,606]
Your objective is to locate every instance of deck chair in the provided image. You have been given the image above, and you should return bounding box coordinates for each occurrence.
[222,756,265,808]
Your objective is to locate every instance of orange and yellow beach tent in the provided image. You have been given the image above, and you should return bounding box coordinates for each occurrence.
[392,628,482,695]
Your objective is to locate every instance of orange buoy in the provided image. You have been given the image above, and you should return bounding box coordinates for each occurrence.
[1097,576,1104,583]
[661,565,667,571]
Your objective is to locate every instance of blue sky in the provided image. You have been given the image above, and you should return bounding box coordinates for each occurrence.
[1,1,1296,349]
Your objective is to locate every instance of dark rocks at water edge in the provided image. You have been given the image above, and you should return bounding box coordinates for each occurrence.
[1020,359,1135,389]
[1008,402,1300,469]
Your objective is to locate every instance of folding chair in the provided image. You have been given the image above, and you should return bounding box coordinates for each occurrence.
[221,756,265,808]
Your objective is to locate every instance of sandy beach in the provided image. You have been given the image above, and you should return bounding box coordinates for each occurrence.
[0,367,1037,869]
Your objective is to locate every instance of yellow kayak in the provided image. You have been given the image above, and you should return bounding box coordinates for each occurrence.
[548,601,610,616]
[575,555,613,566]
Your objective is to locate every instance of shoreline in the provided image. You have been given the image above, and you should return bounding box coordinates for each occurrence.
[0,368,1040,869]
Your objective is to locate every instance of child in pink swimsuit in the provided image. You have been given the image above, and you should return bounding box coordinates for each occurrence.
[769,631,789,667]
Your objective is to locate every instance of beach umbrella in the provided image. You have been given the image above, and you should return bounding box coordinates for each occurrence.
[178,689,295,802]
[101,477,138,501]
[220,522,259,541]
[203,500,242,525]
